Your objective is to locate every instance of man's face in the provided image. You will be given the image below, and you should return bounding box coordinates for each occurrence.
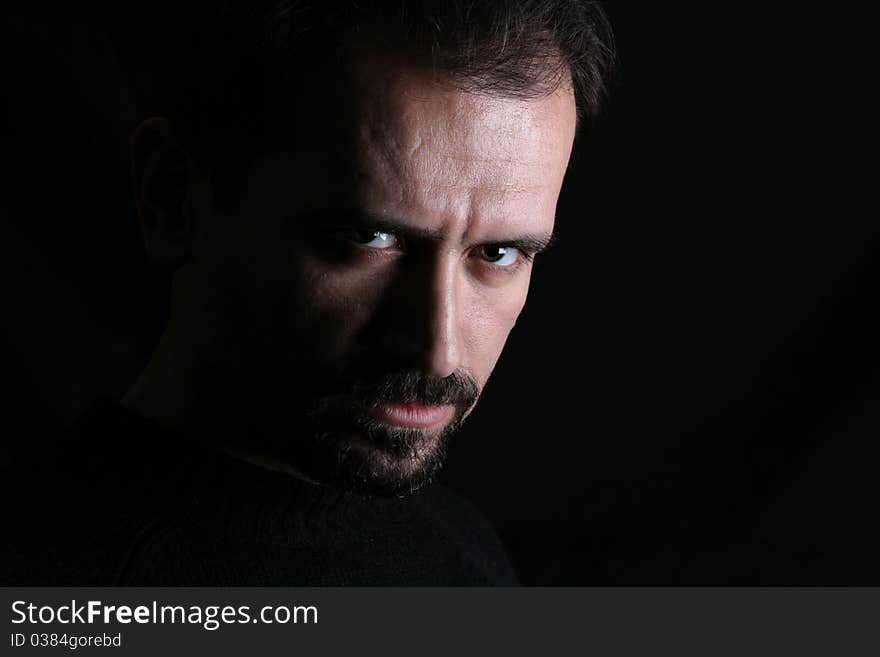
[179,55,577,495]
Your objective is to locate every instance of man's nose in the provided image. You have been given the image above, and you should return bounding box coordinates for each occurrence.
[385,254,463,379]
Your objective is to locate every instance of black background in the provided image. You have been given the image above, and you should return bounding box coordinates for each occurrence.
[4,2,879,583]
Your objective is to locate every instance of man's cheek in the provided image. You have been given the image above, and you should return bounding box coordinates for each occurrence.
[290,273,382,357]
[460,320,505,385]
[469,302,526,385]
[469,287,527,342]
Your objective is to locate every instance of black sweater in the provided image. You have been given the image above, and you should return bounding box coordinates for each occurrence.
[2,400,518,585]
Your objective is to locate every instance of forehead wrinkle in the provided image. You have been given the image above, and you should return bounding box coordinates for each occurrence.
[422,179,546,198]
[441,153,543,166]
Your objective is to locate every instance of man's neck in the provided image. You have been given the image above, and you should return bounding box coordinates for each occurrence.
[122,328,201,437]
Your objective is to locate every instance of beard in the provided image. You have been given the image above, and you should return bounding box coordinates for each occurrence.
[259,369,480,497]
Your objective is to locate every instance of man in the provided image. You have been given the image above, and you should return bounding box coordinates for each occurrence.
[4,0,613,584]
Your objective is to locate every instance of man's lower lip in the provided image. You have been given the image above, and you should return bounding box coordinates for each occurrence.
[366,403,454,428]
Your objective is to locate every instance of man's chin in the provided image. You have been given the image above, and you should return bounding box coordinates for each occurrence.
[286,421,453,497]
[337,438,447,497]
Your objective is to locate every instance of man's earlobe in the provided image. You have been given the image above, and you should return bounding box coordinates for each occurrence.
[130,117,195,271]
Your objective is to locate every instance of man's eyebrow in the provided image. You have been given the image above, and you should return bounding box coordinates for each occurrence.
[499,235,556,254]
[327,209,556,254]
[347,211,445,242]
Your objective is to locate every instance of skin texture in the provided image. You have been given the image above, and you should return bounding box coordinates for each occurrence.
[124,53,577,495]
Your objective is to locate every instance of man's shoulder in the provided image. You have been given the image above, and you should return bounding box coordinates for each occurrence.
[403,483,519,585]
[0,404,198,585]
[0,446,133,585]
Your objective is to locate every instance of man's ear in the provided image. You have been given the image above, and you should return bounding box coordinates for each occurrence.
[130,117,197,270]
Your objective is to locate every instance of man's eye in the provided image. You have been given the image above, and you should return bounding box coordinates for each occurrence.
[479,245,521,266]
[351,230,400,249]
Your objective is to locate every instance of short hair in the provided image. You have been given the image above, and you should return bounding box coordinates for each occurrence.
[131,0,615,207]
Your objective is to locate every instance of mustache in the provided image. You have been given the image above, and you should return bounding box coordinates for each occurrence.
[348,369,480,409]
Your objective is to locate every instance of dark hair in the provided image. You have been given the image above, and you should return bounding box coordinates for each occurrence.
[136,0,614,206]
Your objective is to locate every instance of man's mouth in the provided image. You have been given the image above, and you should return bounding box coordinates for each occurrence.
[366,402,455,429]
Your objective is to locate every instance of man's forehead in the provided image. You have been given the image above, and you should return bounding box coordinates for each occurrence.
[288,46,576,153]
[262,51,575,239]
[343,61,574,232]
[351,52,575,144]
